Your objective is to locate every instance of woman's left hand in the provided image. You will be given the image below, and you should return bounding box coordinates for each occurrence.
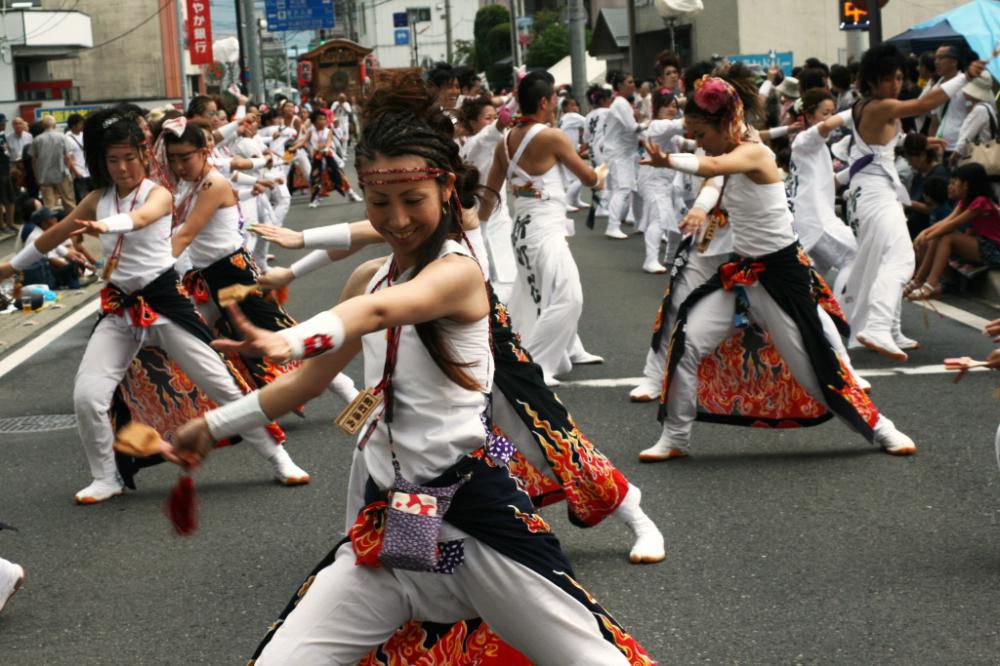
[162,417,215,469]
[70,219,108,237]
[640,140,672,168]
[212,304,294,362]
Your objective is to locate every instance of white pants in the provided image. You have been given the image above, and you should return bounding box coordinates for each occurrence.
[561,164,584,209]
[254,540,629,666]
[509,208,583,383]
[287,149,311,186]
[605,156,636,234]
[641,251,727,386]
[481,208,518,305]
[661,282,887,448]
[73,315,279,481]
[642,194,681,268]
[842,180,914,344]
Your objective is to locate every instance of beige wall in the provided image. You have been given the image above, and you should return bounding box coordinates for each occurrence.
[735,0,971,67]
[45,0,166,101]
[688,0,741,62]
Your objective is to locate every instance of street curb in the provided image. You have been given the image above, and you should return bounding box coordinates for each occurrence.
[0,284,100,369]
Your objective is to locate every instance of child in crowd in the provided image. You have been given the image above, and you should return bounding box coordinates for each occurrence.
[908,163,1000,299]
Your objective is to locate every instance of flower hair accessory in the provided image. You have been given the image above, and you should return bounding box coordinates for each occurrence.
[793,97,804,115]
[692,75,746,145]
[150,116,190,191]
[102,115,122,129]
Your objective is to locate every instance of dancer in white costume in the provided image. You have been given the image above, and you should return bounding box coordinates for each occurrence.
[167,79,653,664]
[637,71,914,461]
[457,96,518,302]
[787,88,857,294]
[638,88,686,273]
[0,108,309,504]
[558,97,587,213]
[841,45,985,360]
[584,87,612,218]
[482,71,606,386]
[602,70,642,239]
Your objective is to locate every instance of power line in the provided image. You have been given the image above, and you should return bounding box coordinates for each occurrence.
[20,0,79,41]
[89,0,173,50]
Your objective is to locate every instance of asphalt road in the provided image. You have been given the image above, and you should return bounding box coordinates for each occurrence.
[2,189,1000,665]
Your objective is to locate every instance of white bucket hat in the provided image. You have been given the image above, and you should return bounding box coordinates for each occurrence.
[962,71,995,103]
[775,76,800,99]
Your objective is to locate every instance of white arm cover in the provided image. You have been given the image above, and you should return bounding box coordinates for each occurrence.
[250,157,269,169]
[10,241,45,270]
[234,104,247,120]
[691,182,722,212]
[101,213,134,234]
[759,80,775,97]
[302,224,351,250]
[276,311,346,360]
[939,73,968,99]
[767,125,789,139]
[218,120,240,142]
[668,153,701,175]
[237,187,256,201]
[290,249,334,278]
[678,137,697,151]
[204,392,270,441]
[232,172,259,187]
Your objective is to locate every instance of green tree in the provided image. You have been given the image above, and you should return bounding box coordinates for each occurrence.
[525,23,570,69]
[486,23,514,90]
[264,56,288,83]
[453,39,475,67]
[474,4,510,71]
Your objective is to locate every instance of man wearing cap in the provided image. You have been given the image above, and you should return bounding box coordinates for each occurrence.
[776,76,800,125]
[929,46,971,151]
[953,71,998,163]
[30,115,75,213]
[0,114,14,233]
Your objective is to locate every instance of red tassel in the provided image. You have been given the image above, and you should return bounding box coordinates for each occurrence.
[165,474,198,536]
[266,286,290,306]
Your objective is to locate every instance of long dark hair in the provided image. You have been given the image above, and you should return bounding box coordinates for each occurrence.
[356,74,483,390]
[85,105,149,190]
[952,163,996,207]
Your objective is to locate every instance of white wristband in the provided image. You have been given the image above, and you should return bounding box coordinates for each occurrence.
[101,213,134,234]
[759,80,774,97]
[204,391,270,441]
[669,153,701,175]
[767,125,789,139]
[237,188,255,201]
[232,172,258,187]
[835,109,852,125]
[277,311,345,360]
[691,185,721,212]
[218,120,240,142]
[10,240,45,270]
[939,73,968,99]
[302,224,351,250]
[234,105,247,120]
[250,157,269,169]
[290,250,334,278]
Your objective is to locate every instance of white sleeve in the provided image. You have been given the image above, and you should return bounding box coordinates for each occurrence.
[647,118,685,142]
[759,80,774,97]
[956,105,988,156]
[611,98,637,133]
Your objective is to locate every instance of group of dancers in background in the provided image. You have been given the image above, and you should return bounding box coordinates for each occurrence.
[0,40,995,664]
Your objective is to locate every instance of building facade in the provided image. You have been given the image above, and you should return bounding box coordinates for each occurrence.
[353,0,476,69]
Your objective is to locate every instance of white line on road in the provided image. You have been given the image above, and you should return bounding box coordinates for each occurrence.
[560,364,988,388]
[913,299,991,331]
[0,298,99,380]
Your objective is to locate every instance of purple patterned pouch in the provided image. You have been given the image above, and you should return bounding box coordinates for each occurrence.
[379,460,469,573]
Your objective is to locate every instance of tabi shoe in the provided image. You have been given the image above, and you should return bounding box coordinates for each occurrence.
[856,330,908,362]
[269,447,311,486]
[74,475,125,505]
[570,350,604,365]
[542,373,561,388]
[629,377,661,402]
[348,189,364,203]
[643,261,668,274]
[0,560,25,615]
[308,199,320,209]
[566,205,581,213]
[874,425,917,456]
[613,485,666,564]
[605,229,629,240]
[893,332,920,351]
[639,437,689,462]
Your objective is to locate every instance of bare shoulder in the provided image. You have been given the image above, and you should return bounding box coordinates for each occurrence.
[341,256,389,300]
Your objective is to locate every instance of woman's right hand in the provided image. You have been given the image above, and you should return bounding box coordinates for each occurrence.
[212,304,294,363]
[70,219,108,237]
[968,60,987,80]
[0,262,14,281]
[679,208,708,236]
[984,318,1000,339]
[161,417,215,469]
[250,224,305,249]
[258,266,296,290]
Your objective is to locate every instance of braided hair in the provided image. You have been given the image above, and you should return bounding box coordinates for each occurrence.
[85,105,149,190]
[356,74,483,390]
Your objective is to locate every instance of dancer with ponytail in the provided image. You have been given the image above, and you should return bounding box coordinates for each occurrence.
[167,75,653,666]
[602,70,642,240]
[639,67,916,461]
[0,107,308,503]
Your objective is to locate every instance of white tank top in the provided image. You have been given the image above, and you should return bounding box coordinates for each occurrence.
[180,176,245,269]
[505,124,567,206]
[722,171,797,258]
[309,127,329,152]
[361,240,493,490]
[97,179,174,293]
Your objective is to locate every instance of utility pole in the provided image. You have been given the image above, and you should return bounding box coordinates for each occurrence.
[868,0,883,46]
[508,0,518,69]
[238,0,264,101]
[626,0,637,73]
[174,0,189,110]
[444,0,453,63]
[234,0,248,93]
[568,0,587,109]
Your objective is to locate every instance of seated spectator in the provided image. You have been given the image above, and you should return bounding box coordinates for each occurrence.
[903,132,951,237]
[908,163,1000,299]
[17,207,90,289]
[952,71,998,164]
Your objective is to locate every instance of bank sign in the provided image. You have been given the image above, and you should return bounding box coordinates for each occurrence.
[726,51,794,76]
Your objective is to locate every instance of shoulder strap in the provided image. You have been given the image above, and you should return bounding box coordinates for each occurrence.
[506,124,547,182]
